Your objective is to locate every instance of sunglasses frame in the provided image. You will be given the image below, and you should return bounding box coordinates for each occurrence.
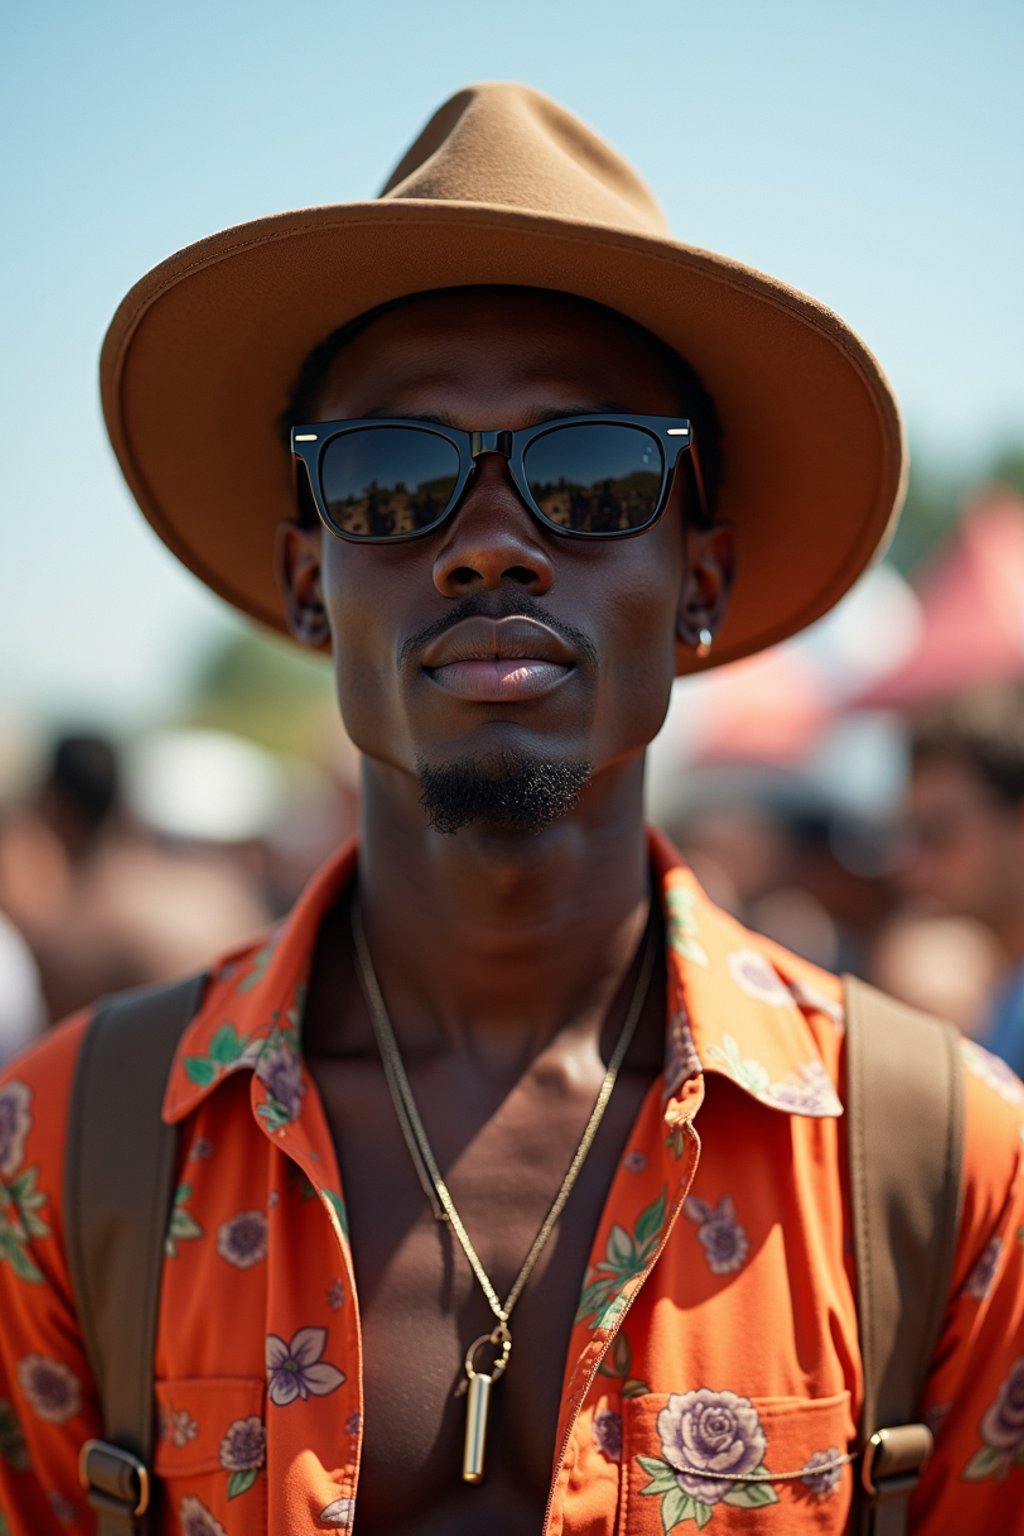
[290,412,709,544]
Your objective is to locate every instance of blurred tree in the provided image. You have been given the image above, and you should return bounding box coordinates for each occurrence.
[181,630,333,754]
[885,439,1024,576]
[991,445,1024,499]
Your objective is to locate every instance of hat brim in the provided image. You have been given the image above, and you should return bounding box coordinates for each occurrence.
[101,200,905,673]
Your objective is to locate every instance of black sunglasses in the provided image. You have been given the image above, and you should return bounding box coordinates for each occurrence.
[290,413,709,544]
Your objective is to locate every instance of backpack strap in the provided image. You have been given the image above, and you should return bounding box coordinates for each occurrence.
[65,973,206,1534]
[843,974,965,1536]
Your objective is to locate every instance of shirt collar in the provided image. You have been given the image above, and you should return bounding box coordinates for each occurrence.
[649,827,844,1118]
[163,831,843,1126]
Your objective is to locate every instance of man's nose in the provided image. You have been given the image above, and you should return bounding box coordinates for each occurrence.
[431,453,555,597]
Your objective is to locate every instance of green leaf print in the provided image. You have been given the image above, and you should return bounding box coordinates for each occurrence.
[707,1035,770,1096]
[0,1228,42,1284]
[638,1455,679,1496]
[635,1188,667,1252]
[963,1444,1004,1481]
[596,1330,650,1396]
[576,1187,668,1326]
[722,1470,779,1508]
[322,1188,350,1240]
[227,1467,260,1499]
[238,941,274,992]
[208,1024,247,1064]
[623,1377,650,1398]
[662,1486,694,1531]
[256,1098,294,1134]
[665,885,709,968]
[639,1466,713,1534]
[165,1184,204,1257]
[184,1056,218,1086]
[0,1168,49,1285]
[0,1400,30,1472]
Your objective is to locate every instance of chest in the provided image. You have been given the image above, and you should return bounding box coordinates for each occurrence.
[308,1050,655,1533]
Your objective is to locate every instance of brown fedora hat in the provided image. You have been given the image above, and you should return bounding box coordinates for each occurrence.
[101,82,905,672]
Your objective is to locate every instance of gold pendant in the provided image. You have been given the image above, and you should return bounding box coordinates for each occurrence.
[461,1324,511,1484]
[462,1372,493,1483]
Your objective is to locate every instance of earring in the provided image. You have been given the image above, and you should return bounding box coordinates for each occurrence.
[696,627,714,659]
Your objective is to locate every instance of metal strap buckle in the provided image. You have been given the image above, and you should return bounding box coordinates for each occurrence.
[79,1438,151,1520]
[861,1423,934,1500]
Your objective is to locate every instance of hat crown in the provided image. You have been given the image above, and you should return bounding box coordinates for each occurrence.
[379,82,670,237]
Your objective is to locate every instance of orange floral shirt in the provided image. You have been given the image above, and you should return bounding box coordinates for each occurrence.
[1,831,1023,1534]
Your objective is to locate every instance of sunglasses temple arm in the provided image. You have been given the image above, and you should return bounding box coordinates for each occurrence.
[687,431,712,528]
[291,454,321,526]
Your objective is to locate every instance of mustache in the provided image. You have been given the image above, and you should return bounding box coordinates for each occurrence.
[400,593,598,668]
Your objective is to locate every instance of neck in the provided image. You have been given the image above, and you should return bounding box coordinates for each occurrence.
[354,758,653,1068]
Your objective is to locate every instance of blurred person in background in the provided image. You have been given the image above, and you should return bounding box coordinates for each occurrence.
[900,683,1024,1070]
[869,912,1005,1040]
[0,729,275,1022]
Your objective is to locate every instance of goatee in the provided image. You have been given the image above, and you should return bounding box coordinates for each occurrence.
[417,750,592,836]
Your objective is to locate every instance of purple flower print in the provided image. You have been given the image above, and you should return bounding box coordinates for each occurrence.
[657,1388,767,1505]
[16,1355,81,1424]
[219,1415,265,1472]
[800,1447,842,1499]
[266,1326,345,1406]
[0,1081,31,1177]
[168,1407,198,1448]
[663,1009,701,1098]
[319,1497,355,1527]
[179,1495,228,1536]
[47,1490,77,1524]
[964,1236,1003,1301]
[623,1151,647,1174]
[980,1357,1024,1458]
[961,1039,1024,1104]
[765,1061,843,1117]
[256,1045,305,1120]
[683,1195,749,1276]
[189,1137,215,1161]
[593,1408,623,1462]
[216,1210,268,1269]
[326,1278,345,1311]
[789,977,845,1030]
[727,949,791,1007]
[345,1411,361,1436]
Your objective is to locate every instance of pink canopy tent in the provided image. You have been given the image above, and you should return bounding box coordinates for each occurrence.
[854,488,1024,710]
[689,645,832,765]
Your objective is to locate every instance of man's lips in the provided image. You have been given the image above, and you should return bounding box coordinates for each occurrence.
[419,616,579,702]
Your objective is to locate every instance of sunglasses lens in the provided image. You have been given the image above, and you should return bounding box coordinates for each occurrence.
[523,423,664,534]
[320,427,460,538]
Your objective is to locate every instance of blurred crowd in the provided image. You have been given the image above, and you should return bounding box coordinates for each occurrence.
[3,484,1024,1078]
[0,724,359,1060]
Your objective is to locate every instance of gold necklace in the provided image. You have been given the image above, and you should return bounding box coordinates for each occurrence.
[351,899,656,1484]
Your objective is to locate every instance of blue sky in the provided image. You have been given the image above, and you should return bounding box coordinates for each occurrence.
[2,0,1022,730]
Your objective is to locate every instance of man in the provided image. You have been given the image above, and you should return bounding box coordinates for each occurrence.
[901,683,1024,1070]
[1,83,1022,1535]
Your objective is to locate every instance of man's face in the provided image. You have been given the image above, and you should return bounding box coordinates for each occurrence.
[280,288,730,830]
[899,754,1024,926]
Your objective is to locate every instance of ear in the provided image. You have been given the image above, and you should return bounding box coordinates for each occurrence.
[676,523,735,654]
[275,520,332,650]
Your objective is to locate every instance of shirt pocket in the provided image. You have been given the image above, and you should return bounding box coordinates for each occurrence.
[154,1375,267,1532]
[618,1389,855,1534]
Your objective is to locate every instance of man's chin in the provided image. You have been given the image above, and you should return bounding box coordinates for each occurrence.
[416,750,592,836]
